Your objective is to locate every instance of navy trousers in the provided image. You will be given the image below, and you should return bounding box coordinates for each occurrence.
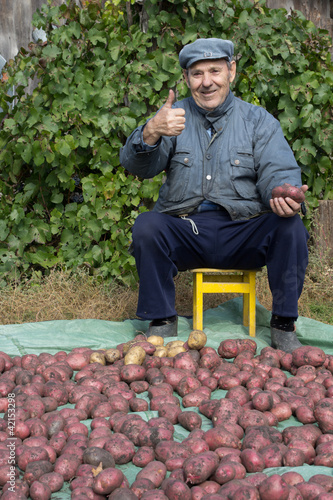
[131,210,309,320]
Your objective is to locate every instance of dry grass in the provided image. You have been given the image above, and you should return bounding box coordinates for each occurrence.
[0,246,332,325]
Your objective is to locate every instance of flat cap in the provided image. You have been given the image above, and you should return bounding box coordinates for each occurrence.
[179,38,234,69]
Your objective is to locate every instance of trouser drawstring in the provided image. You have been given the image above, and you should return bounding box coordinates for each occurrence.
[181,216,199,235]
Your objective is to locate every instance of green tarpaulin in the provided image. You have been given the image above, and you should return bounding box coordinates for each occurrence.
[1,298,333,498]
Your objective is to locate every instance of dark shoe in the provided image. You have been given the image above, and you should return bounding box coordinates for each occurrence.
[270,327,302,353]
[146,317,178,338]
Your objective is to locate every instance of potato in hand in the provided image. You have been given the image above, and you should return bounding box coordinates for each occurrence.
[271,183,305,203]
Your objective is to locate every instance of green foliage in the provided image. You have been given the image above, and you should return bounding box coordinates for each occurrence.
[0,0,332,284]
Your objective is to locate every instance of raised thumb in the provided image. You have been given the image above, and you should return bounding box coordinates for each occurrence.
[164,89,175,108]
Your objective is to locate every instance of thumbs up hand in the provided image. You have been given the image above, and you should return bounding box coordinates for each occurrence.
[142,89,186,145]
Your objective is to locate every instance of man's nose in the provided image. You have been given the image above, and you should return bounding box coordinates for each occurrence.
[202,73,213,87]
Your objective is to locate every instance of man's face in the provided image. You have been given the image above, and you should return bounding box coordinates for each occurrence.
[184,59,236,111]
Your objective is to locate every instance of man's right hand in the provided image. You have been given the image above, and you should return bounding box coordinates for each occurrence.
[142,89,186,145]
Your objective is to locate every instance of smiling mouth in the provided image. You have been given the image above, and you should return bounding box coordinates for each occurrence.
[201,90,216,97]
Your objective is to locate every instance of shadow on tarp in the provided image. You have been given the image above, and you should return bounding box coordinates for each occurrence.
[1,297,333,498]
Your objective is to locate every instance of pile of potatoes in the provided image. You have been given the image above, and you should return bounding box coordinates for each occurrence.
[0,332,333,499]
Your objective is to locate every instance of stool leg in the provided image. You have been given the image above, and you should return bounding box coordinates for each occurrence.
[243,292,249,327]
[193,272,203,330]
[248,271,256,337]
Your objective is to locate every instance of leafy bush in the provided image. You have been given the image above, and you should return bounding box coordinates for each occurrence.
[0,0,332,284]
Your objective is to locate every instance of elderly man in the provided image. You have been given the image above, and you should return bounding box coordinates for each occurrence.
[120,38,309,353]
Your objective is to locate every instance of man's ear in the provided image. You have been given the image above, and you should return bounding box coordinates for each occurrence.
[183,69,190,88]
[229,61,237,83]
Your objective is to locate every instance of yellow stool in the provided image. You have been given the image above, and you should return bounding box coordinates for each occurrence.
[191,268,259,337]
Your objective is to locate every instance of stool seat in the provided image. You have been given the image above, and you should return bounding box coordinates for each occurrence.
[191,268,260,337]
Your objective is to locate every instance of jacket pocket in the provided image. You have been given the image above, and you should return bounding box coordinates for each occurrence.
[230,148,258,199]
[160,152,193,202]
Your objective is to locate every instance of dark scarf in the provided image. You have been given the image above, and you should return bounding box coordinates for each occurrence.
[190,90,234,131]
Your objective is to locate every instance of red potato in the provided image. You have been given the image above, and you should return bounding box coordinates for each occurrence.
[92,467,124,495]
[75,394,108,418]
[65,351,91,370]
[295,482,327,499]
[213,461,246,485]
[287,438,316,465]
[90,417,111,430]
[12,420,30,440]
[252,391,274,411]
[270,401,292,422]
[1,478,30,497]
[240,448,265,472]
[159,367,187,389]
[202,376,218,390]
[182,387,211,408]
[83,446,116,469]
[0,379,15,397]
[54,453,82,481]
[132,446,155,468]
[295,405,316,424]
[176,375,201,397]
[238,410,269,429]
[281,471,305,487]
[258,474,290,500]
[282,424,322,447]
[314,398,333,433]
[29,480,52,500]
[119,415,149,445]
[109,488,139,499]
[120,364,146,383]
[131,477,156,498]
[199,399,220,419]
[211,398,243,426]
[218,375,241,390]
[158,403,182,424]
[271,183,305,203]
[183,437,209,455]
[182,451,219,485]
[70,475,94,490]
[138,427,174,448]
[204,425,242,450]
[173,352,198,372]
[199,350,221,371]
[136,460,167,488]
[242,425,283,452]
[130,380,149,393]
[161,477,192,500]
[129,397,149,412]
[283,448,306,467]
[292,346,326,367]
[70,486,106,499]
[314,454,333,467]
[49,433,67,456]
[17,446,49,471]
[148,417,174,433]
[104,433,136,464]
[39,471,64,492]
[42,381,68,406]
[225,385,250,406]
[23,459,54,485]
[308,474,333,492]
[154,441,192,464]
[0,464,19,486]
[148,383,174,399]
[177,411,202,431]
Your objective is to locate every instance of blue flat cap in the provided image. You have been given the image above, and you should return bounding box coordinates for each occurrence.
[179,38,234,69]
